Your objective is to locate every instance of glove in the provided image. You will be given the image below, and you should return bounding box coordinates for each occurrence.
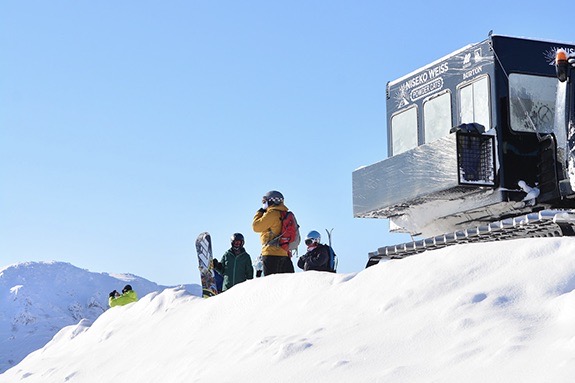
[109,290,118,298]
[257,208,266,214]
[213,259,220,269]
[256,270,263,278]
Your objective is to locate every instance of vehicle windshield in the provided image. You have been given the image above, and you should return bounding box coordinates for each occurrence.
[509,73,557,134]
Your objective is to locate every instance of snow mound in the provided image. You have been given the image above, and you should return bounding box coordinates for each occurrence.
[2,239,575,382]
[0,261,190,373]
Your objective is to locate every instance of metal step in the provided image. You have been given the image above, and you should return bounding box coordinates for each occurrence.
[366,209,575,267]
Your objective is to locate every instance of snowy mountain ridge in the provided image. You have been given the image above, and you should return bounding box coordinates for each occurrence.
[2,239,575,382]
[0,261,198,373]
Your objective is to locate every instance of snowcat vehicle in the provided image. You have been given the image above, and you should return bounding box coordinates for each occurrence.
[352,34,575,267]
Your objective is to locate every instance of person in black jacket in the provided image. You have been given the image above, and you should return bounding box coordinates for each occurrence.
[297,230,334,272]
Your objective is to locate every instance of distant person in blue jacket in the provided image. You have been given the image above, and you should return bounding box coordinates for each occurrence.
[213,268,224,293]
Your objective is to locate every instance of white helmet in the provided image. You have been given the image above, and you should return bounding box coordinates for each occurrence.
[305,230,321,246]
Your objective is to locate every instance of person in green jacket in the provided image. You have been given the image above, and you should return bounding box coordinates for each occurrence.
[109,284,138,307]
[213,233,254,291]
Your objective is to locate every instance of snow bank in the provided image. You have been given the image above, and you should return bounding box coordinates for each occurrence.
[2,238,575,382]
[0,261,178,373]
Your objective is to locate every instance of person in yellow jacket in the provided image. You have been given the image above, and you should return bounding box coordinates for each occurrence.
[109,284,138,307]
[252,190,295,276]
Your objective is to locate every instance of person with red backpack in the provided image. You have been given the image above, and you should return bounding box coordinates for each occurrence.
[252,190,296,276]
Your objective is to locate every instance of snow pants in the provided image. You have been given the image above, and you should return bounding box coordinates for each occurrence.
[262,255,294,276]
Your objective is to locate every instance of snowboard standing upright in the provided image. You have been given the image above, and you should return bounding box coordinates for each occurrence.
[196,232,218,298]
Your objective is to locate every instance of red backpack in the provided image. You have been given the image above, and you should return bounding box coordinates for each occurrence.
[278,211,301,254]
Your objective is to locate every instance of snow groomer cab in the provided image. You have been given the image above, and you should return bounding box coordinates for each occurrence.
[352,34,575,265]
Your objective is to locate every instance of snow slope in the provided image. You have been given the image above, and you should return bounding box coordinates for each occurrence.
[0,261,197,373]
[2,238,575,382]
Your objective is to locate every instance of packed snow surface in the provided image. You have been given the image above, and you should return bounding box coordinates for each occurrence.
[0,261,186,373]
[2,238,575,382]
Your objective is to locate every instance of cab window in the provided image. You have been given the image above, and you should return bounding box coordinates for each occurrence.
[509,74,557,133]
[391,106,418,155]
[459,76,490,128]
[423,91,452,143]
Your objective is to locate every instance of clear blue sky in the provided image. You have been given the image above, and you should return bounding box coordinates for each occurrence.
[1,1,573,286]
